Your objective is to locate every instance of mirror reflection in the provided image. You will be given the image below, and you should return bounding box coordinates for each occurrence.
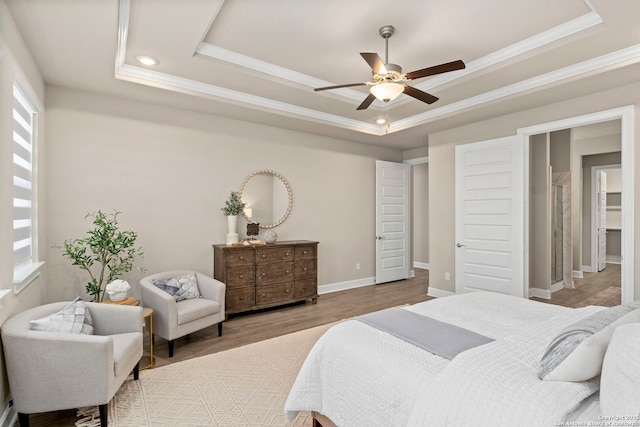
[239,170,293,229]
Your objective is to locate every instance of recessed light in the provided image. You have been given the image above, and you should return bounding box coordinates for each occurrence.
[375,118,387,125]
[136,55,158,66]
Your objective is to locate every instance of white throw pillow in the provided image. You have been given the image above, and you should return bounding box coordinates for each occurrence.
[600,323,640,420]
[30,297,94,335]
[153,273,201,302]
[539,303,640,381]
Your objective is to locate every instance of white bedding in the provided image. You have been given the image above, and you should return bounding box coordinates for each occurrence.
[285,292,605,427]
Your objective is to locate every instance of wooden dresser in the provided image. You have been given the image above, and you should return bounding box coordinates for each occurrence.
[213,240,318,315]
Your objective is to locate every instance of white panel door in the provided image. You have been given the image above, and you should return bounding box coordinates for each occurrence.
[376,160,410,284]
[455,135,525,297]
[598,171,607,271]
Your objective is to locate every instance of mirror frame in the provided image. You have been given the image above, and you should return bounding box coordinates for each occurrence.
[239,170,293,229]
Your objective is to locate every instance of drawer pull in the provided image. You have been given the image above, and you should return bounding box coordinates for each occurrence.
[303,250,307,254]
[262,273,266,277]
[239,274,244,279]
[239,255,244,260]
[262,254,266,258]
[285,289,290,293]
[303,267,308,271]
[261,293,266,297]
[285,270,290,274]
[286,252,290,256]
[239,296,244,301]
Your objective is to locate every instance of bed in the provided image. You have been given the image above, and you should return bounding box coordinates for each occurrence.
[285,291,640,427]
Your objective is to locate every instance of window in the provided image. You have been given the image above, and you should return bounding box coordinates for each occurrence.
[12,80,42,291]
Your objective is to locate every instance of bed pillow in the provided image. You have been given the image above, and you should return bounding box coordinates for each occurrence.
[153,273,201,301]
[600,323,640,419]
[30,297,94,335]
[539,302,640,381]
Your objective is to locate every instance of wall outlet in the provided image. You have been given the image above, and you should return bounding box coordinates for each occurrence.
[445,272,451,281]
[356,263,361,271]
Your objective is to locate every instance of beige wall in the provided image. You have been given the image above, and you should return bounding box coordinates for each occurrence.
[570,134,621,272]
[582,151,622,267]
[43,87,404,302]
[412,162,429,266]
[529,133,550,291]
[428,80,640,295]
[0,0,47,412]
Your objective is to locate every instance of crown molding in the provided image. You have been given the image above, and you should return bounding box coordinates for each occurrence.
[115,0,636,137]
[412,9,603,94]
[388,43,640,133]
[115,63,385,134]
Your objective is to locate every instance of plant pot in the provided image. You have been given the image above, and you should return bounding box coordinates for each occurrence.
[227,215,238,234]
[108,291,128,302]
[226,215,239,245]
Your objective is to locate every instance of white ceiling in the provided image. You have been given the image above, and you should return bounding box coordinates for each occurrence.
[6,0,640,149]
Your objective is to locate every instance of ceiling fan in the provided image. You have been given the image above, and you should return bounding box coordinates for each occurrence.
[314,25,465,110]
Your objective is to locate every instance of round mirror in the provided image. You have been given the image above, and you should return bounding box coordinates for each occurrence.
[239,170,293,229]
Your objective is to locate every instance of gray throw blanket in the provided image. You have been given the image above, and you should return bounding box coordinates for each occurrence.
[355,307,494,360]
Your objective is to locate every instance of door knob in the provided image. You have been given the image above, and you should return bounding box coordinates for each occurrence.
[456,243,466,247]
[376,236,386,240]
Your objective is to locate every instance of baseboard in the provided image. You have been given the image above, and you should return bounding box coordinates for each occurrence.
[550,281,565,293]
[413,262,429,270]
[318,277,375,295]
[529,287,551,299]
[427,287,455,298]
[582,265,594,273]
[572,270,584,279]
[0,401,16,427]
[606,256,622,264]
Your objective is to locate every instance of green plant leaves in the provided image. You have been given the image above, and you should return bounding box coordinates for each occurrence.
[221,191,246,216]
[58,210,144,302]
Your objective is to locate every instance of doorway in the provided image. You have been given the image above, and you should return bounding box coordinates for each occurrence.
[520,106,634,304]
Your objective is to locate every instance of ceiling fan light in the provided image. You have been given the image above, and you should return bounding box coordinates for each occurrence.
[370,82,404,102]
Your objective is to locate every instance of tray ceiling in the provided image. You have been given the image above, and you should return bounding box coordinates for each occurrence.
[6,0,640,149]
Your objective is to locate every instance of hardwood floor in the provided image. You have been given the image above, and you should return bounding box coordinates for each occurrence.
[20,266,621,426]
[157,268,432,366]
[531,263,621,308]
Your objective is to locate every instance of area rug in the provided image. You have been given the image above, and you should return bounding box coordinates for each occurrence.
[88,324,333,426]
[575,286,621,308]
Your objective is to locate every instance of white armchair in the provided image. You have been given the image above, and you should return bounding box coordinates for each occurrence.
[1,302,143,427]
[140,270,225,357]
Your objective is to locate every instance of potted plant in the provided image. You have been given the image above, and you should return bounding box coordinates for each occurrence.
[59,210,144,302]
[221,191,246,245]
[221,191,245,216]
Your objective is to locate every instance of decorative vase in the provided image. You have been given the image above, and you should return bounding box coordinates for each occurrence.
[226,215,239,245]
[109,291,127,302]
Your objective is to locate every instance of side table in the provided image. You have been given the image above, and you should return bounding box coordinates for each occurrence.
[103,297,153,369]
[103,296,140,306]
[141,307,154,370]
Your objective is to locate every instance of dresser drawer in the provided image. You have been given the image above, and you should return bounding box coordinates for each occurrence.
[294,278,317,299]
[295,244,316,261]
[256,282,294,305]
[256,262,294,285]
[256,246,294,263]
[224,265,255,289]
[226,288,255,311]
[295,260,316,279]
[225,248,254,267]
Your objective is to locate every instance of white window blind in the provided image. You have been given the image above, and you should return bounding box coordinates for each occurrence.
[12,81,36,277]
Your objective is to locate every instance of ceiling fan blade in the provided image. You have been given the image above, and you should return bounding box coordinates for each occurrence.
[356,93,377,110]
[405,60,466,80]
[314,82,368,91]
[360,52,387,75]
[403,85,439,104]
